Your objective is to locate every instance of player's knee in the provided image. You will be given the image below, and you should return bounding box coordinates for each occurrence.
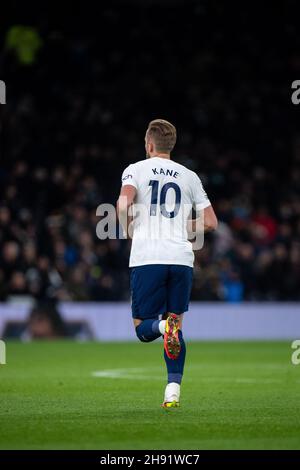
[135,324,150,342]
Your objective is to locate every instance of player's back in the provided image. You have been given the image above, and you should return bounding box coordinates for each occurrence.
[121,157,210,268]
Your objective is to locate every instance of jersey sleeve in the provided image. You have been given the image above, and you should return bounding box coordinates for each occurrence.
[191,173,211,211]
[121,164,138,189]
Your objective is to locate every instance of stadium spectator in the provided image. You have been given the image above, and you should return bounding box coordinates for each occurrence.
[23,304,68,340]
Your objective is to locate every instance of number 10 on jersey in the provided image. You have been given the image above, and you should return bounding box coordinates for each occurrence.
[149,180,181,219]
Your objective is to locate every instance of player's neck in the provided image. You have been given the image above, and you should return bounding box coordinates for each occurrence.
[150,152,171,160]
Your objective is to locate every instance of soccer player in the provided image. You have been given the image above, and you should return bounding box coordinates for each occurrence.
[117,119,217,408]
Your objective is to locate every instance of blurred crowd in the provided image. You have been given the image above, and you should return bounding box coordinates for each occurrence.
[0,2,300,302]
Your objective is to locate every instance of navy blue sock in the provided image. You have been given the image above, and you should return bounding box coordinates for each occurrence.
[164,330,186,384]
[135,319,162,343]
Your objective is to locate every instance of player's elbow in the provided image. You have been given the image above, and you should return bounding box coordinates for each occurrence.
[206,215,218,231]
[203,206,218,232]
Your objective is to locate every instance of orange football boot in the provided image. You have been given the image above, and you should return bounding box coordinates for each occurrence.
[164,314,181,360]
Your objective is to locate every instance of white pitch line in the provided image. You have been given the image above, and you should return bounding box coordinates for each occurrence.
[92,368,163,380]
[91,368,287,384]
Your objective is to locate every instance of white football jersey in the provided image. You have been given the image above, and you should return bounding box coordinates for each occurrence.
[121,156,211,267]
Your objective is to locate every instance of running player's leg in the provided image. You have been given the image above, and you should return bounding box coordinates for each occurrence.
[130,265,168,343]
[162,265,193,407]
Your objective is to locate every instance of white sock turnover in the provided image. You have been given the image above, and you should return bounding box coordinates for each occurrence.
[159,320,166,335]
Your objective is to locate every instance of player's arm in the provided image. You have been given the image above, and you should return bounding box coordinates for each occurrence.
[187,205,218,233]
[187,172,218,234]
[117,184,137,238]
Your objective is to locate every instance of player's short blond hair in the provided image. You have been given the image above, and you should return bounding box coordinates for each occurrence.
[146,119,177,153]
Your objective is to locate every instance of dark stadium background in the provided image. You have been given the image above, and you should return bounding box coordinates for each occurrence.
[0,0,299,307]
[2,1,300,454]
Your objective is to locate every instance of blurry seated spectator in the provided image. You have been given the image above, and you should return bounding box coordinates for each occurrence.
[2,302,94,341]
[22,303,68,340]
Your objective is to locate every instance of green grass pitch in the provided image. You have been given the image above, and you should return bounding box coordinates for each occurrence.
[1,340,300,449]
